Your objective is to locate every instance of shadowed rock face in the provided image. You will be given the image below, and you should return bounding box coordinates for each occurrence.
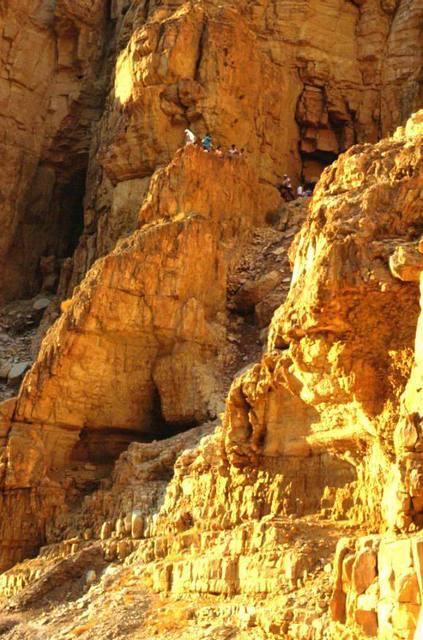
[0,0,109,304]
[0,0,422,303]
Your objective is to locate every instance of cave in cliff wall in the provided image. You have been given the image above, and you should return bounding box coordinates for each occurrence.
[1,0,422,306]
[8,163,88,297]
[0,0,112,304]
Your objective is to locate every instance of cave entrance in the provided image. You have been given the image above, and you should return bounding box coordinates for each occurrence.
[40,165,87,267]
[150,385,199,439]
[301,150,338,187]
[55,168,86,260]
[6,162,88,299]
[69,388,201,469]
[34,164,87,295]
[70,427,151,465]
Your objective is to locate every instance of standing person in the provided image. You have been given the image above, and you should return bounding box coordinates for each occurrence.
[228,144,240,158]
[297,183,305,198]
[184,128,196,145]
[278,174,294,201]
[282,174,292,190]
[215,145,224,158]
[202,133,212,151]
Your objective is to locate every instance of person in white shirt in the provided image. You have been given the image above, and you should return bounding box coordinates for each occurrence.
[184,128,196,145]
[228,144,240,158]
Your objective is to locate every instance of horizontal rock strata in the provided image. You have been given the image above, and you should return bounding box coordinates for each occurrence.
[1,0,422,303]
[0,145,278,571]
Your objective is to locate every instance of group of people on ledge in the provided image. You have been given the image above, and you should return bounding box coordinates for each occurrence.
[184,128,314,201]
[278,174,314,202]
[185,128,245,158]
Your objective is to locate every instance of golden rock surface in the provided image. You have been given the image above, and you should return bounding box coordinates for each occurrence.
[0,0,421,303]
[0,0,422,638]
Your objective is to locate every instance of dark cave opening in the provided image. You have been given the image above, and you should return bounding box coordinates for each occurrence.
[301,149,338,185]
[20,161,88,298]
[69,386,200,468]
[31,165,87,296]
[151,385,200,437]
[70,427,149,465]
[70,423,198,468]
[53,168,86,260]
[305,149,338,166]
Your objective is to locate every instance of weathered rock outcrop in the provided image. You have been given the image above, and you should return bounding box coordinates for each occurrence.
[0,0,109,303]
[0,0,422,636]
[330,533,423,639]
[221,111,423,532]
[0,145,278,571]
[0,113,421,640]
[1,0,422,304]
[65,0,423,297]
[90,112,421,638]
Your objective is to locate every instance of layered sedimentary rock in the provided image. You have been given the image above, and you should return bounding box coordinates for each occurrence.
[0,145,278,571]
[3,116,420,628]
[0,0,422,635]
[330,533,423,639]
[0,0,109,303]
[84,112,423,640]
[0,114,421,638]
[94,113,421,637]
[67,0,423,295]
[218,111,423,531]
[1,0,422,304]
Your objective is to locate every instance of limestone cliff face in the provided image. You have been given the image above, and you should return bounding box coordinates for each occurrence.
[0,145,278,571]
[0,0,109,303]
[0,115,420,639]
[0,0,422,304]
[0,0,422,637]
[123,113,421,639]
[221,112,423,530]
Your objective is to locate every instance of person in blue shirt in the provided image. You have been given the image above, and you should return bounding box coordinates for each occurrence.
[202,133,212,151]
